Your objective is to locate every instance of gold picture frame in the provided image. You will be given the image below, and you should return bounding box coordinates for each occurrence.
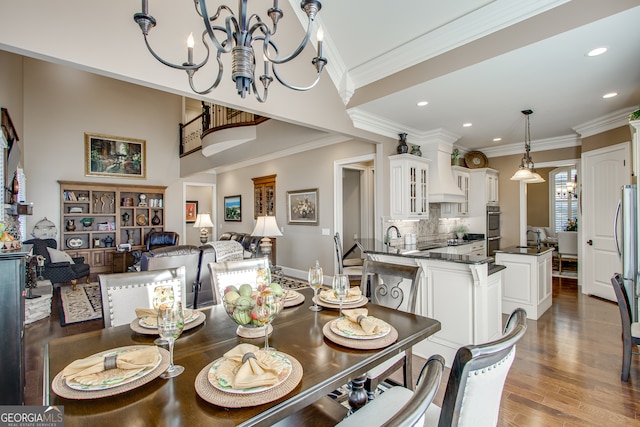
[85,132,146,179]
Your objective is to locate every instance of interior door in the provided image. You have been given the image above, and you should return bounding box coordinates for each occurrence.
[582,142,630,300]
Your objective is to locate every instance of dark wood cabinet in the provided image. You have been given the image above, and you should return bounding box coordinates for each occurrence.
[252,174,276,218]
[0,248,27,404]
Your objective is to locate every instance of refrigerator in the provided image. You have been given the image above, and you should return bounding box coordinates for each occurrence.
[615,185,638,321]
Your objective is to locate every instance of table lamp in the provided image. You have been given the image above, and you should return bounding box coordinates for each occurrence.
[251,216,283,266]
[193,213,214,244]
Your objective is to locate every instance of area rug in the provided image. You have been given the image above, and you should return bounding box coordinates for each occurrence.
[278,276,309,290]
[59,283,103,326]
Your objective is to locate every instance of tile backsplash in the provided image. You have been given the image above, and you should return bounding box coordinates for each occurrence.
[382,204,467,246]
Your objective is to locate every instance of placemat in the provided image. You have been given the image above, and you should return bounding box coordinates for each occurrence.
[52,346,170,399]
[284,291,305,308]
[195,353,303,408]
[130,311,206,335]
[313,296,367,310]
[322,321,398,350]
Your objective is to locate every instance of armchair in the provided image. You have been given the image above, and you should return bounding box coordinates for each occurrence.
[23,238,90,287]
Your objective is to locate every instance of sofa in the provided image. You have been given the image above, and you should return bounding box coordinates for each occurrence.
[139,240,245,308]
[218,232,274,261]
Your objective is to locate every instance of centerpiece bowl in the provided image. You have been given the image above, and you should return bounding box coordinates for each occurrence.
[221,283,286,339]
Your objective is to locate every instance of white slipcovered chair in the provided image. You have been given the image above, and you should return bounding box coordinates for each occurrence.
[207,257,270,303]
[99,266,187,328]
[557,231,578,272]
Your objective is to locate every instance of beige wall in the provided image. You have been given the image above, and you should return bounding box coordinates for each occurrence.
[582,126,631,153]
[216,140,375,274]
[527,167,553,227]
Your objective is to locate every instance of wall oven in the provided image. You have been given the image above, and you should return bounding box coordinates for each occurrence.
[486,205,501,256]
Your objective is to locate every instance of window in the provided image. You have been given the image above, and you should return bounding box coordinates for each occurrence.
[550,166,578,232]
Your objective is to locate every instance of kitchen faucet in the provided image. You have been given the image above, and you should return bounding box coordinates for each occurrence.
[527,229,541,252]
[384,225,401,246]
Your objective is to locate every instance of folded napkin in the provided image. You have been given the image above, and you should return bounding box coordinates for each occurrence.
[216,344,284,389]
[320,287,362,302]
[136,307,192,326]
[135,308,157,319]
[62,346,160,384]
[343,308,380,335]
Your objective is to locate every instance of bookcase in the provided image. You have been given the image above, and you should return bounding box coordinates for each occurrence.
[59,181,166,278]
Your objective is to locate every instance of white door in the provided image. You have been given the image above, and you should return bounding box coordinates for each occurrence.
[582,142,630,300]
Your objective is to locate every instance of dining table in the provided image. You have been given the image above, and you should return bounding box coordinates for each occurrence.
[45,287,441,426]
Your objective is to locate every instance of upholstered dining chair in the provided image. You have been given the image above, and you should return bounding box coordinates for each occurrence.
[557,231,578,273]
[99,266,186,328]
[207,257,270,303]
[427,308,527,426]
[336,355,445,427]
[611,273,640,381]
[361,259,422,398]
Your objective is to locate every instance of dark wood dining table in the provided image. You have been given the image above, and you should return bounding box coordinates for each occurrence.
[45,287,441,426]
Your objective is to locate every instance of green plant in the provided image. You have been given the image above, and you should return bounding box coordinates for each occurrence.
[630,105,640,121]
[565,217,578,231]
[454,224,467,234]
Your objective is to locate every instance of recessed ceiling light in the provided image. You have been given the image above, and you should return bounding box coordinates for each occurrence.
[417,101,428,107]
[603,92,618,99]
[493,138,502,142]
[463,123,472,127]
[587,47,608,57]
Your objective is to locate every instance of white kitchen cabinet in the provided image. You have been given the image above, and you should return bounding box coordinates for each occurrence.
[468,168,500,218]
[389,154,430,219]
[441,166,470,218]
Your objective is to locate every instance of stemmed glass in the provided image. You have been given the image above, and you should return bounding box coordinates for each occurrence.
[254,292,283,351]
[308,263,323,312]
[157,301,185,379]
[332,274,349,317]
[153,285,174,345]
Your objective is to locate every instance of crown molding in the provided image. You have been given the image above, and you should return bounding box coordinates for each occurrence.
[479,134,580,158]
[348,0,568,89]
[572,106,637,138]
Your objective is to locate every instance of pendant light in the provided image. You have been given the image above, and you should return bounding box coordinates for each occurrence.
[510,110,545,183]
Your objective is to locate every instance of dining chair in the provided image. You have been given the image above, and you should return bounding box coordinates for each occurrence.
[610,273,640,381]
[427,307,527,426]
[99,266,186,327]
[335,355,445,427]
[207,257,270,303]
[334,232,364,285]
[361,259,422,398]
[557,231,578,273]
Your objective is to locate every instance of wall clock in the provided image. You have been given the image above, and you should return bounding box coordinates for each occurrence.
[464,151,488,169]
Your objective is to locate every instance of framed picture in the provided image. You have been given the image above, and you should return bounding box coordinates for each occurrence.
[287,189,318,225]
[185,200,198,223]
[224,195,242,221]
[85,133,146,178]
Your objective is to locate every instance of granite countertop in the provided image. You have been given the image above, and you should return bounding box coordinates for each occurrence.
[495,245,555,256]
[356,238,493,266]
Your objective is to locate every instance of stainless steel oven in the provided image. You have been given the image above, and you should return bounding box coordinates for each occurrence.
[486,205,501,256]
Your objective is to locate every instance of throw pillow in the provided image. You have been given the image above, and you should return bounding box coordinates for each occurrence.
[46,247,75,264]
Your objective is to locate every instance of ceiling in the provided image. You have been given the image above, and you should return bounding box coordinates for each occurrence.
[314,0,640,152]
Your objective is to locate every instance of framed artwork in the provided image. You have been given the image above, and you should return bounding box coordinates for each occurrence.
[85,133,146,178]
[224,195,242,221]
[287,188,318,225]
[185,200,198,223]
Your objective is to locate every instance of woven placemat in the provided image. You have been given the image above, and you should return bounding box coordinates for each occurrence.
[130,311,206,336]
[284,291,305,308]
[195,353,303,408]
[313,296,367,310]
[322,321,398,350]
[52,346,170,400]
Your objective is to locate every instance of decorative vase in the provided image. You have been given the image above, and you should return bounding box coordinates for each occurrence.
[410,144,422,156]
[396,132,409,154]
[151,210,161,225]
[122,212,130,226]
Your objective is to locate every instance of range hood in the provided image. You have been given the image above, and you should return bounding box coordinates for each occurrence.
[418,132,465,203]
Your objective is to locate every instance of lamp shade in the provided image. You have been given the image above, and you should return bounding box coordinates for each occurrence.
[510,167,535,181]
[193,213,214,228]
[523,172,546,183]
[251,216,283,237]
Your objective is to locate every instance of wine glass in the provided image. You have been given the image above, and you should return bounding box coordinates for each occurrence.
[254,291,283,351]
[153,285,174,345]
[308,264,323,311]
[157,301,185,379]
[332,274,349,316]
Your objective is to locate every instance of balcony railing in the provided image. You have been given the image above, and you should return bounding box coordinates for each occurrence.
[179,102,268,157]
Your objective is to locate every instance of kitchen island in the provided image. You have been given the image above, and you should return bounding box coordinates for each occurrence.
[495,245,554,320]
[357,239,504,364]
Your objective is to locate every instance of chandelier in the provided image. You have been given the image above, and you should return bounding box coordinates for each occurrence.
[133,0,327,103]
[510,109,545,183]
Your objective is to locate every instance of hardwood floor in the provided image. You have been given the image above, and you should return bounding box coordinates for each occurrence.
[24,277,640,425]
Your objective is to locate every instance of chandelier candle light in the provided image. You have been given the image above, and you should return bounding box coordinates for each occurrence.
[133,0,327,103]
[510,109,545,183]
